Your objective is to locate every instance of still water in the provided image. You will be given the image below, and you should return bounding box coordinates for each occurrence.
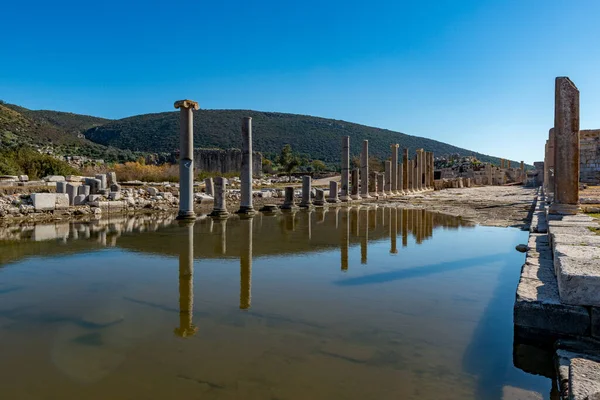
[0,207,550,399]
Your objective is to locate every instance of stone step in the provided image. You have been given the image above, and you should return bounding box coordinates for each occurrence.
[555,346,600,400]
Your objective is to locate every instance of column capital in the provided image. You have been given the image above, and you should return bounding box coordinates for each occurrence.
[174,100,200,110]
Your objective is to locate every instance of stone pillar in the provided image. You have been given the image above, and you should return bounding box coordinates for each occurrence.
[369,171,377,196]
[500,158,505,169]
[377,173,385,198]
[300,175,312,207]
[209,177,229,218]
[548,128,556,195]
[341,136,350,201]
[418,149,425,191]
[397,164,404,195]
[236,117,256,215]
[520,161,525,183]
[351,169,361,200]
[240,217,253,310]
[507,160,511,169]
[174,99,199,220]
[174,221,197,337]
[327,181,340,203]
[402,148,409,192]
[281,186,297,210]
[391,144,399,195]
[361,140,371,198]
[384,161,392,194]
[204,178,214,196]
[314,189,325,206]
[486,164,492,186]
[413,157,419,192]
[407,160,413,192]
[550,77,580,214]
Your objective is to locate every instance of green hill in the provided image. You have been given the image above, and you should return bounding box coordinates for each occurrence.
[85,109,521,166]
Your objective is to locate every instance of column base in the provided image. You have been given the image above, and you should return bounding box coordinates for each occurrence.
[208,209,229,219]
[313,200,327,207]
[361,194,372,199]
[299,202,314,209]
[236,206,257,216]
[259,204,280,214]
[280,204,299,211]
[176,210,197,220]
[548,203,581,215]
[326,198,341,204]
[340,195,350,202]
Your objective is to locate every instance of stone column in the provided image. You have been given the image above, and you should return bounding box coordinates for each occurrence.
[520,161,525,183]
[236,117,256,215]
[500,158,505,169]
[327,181,340,203]
[413,157,419,192]
[507,160,511,169]
[486,164,492,186]
[391,144,399,195]
[299,175,312,208]
[240,216,253,310]
[407,160,413,192]
[550,77,580,214]
[368,171,377,196]
[384,161,392,194]
[209,177,229,219]
[361,140,371,198]
[377,173,385,198]
[174,221,197,337]
[204,178,214,196]
[281,186,298,210]
[402,148,409,193]
[397,164,404,195]
[314,189,325,206]
[351,169,361,200]
[548,128,556,196]
[174,100,199,220]
[341,136,350,201]
[419,149,425,191]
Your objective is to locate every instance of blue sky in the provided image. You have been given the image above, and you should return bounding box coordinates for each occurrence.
[1,0,599,164]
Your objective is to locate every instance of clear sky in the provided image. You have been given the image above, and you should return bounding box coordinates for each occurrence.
[1,0,599,164]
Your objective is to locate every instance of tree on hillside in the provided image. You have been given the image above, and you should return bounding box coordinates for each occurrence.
[278,144,301,182]
[311,159,327,173]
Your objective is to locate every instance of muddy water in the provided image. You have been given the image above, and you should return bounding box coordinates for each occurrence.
[0,207,551,399]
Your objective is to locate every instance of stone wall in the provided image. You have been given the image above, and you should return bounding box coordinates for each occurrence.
[193,148,263,177]
[580,129,600,184]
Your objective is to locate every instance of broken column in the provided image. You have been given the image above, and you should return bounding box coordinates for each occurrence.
[361,140,371,198]
[299,176,313,208]
[174,99,199,220]
[327,181,340,203]
[377,173,385,198]
[549,77,580,215]
[237,117,256,215]
[384,161,392,195]
[209,177,229,219]
[341,136,350,201]
[314,189,325,206]
[204,178,214,196]
[280,186,298,210]
[391,144,399,195]
[351,169,361,200]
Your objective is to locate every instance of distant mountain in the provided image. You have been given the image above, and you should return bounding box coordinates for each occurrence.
[85,109,519,165]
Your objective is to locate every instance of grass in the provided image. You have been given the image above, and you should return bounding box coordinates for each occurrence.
[587,226,600,235]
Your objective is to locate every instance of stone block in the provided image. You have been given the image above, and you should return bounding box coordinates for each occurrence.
[66,183,78,206]
[107,172,117,186]
[108,201,125,209]
[592,307,600,339]
[66,175,84,182]
[110,183,121,192]
[45,175,65,182]
[555,244,600,307]
[514,258,590,336]
[18,175,28,182]
[78,185,90,196]
[84,178,102,195]
[73,195,87,206]
[89,201,110,208]
[569,357,600,400]
[55,193,70,209]
[31,193,56,211]
[88,194,101,202]
[147,187,158,196]
[109,192,121,201]
[95,174,107,189]
[56,181,67,193]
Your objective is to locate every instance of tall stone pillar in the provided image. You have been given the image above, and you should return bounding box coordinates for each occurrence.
[548,128,556,196]
[369,171,378,196]
[377,173,385,198]
[300,175,312,208]
[500,158,505,169]
[174,221,197,337]
[407,160,413,192]
[413,157,419,192]
[384,161,392,194]
[341,136,350,201]
[397,164,404,195]
[361,140,371,198]
[402,148,409,192]
[507,160,511,169]
[419,149,425,191]
[391,144,399,195]
[237,117,256,215]
[174,100,199,220]
[209,177,229,219]
[240,217,253,310]
[550,77,580,214]
[520,161,525,183]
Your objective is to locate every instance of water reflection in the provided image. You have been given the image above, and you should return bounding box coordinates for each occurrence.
[174,221,197,337]
[240,217,252,310]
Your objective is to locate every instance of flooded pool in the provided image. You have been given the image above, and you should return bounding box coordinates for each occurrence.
[0,207,551,399]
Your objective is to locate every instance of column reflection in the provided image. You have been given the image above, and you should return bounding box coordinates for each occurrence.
[340,207,349,271]
[240,216,253,310]
[174,221,198,338]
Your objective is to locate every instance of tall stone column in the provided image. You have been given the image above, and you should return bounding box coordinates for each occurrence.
[351,169,361,200]
[369,171,378,196]
[384,161,392,194]
[548,128,556,196]
[174,100,199,220]
[391,144,399,195]
[174,221,197,337]
[407,160,413,192]
[299,175,313,208]
[544,140,549,192]
[240,216,253,310]
[377,173,385,198]
[361,140,371,198]
[419,149,425,191]
[403,148,409,192]
[413,157,419,192]
[520,161,525,183]
[550,77,580,214]
[236,117,256,215]
[500,159,505,169]
[341,136,350,201]
[397,164,404,195]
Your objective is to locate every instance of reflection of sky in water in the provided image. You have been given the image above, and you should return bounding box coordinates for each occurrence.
[0,208,551,399]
